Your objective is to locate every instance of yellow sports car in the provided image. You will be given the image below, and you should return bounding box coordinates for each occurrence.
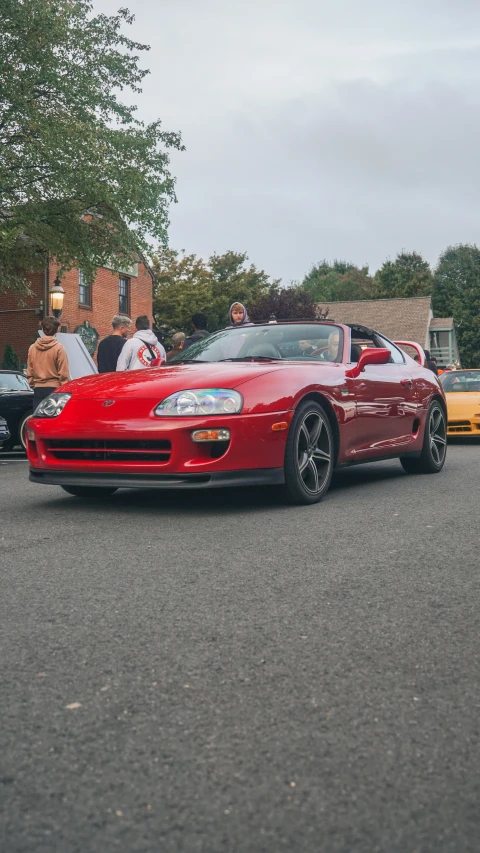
[440,370,480,436]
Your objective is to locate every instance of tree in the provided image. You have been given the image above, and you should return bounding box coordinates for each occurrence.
[302,260,374,302]
[0,0,183,295]
[1,343,21,370]
[152,249,279,333]
[432,244,480,368]
[373,252,433,298]
[250,286,316,323]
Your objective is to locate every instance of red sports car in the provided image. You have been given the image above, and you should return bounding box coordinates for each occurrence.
[26,321,447,505]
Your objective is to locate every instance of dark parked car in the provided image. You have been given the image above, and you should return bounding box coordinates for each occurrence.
[0,416,11,449]
[0,370,33,450]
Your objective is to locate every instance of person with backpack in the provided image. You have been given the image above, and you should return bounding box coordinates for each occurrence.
[116,316,166,371]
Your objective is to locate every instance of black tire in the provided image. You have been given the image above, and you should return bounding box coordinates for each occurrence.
[19,413,30,451]
[400,400,447,474]
[282,401,334,505]
[61,486,118,498]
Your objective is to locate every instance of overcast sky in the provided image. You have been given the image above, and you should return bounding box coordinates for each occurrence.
[97,0,480,282]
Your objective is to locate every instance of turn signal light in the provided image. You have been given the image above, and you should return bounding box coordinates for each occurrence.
[26,429,36,442]
[272,422,288,431]
[192,429,231,442]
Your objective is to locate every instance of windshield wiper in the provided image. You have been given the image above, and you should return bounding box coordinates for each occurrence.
[218,356,281,362]
[169,359,209,364]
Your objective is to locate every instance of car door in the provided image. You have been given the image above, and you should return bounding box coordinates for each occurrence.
[351,337,418,459]
[0,372,33,443]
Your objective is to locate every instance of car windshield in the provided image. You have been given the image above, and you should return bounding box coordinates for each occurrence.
[170,324,344,363]
[440,371,480,392]
[0,372,30,392]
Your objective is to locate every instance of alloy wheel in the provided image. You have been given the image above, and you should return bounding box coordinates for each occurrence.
[429,406,446,467]
[296,411,332,495]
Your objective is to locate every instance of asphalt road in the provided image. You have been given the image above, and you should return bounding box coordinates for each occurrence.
[1,444,480,853]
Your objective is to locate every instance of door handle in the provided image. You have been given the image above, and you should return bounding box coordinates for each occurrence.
[400,379,413,389]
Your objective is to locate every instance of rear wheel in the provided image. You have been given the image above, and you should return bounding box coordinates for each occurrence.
[282,401,334,505]
[61,486,118,498]
[400,400,447,474]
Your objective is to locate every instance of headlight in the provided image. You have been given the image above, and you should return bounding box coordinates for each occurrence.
[155,388,243,417]
[34,393,72,418]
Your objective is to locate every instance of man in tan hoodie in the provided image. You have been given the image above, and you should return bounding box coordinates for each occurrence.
[27,317,70,408]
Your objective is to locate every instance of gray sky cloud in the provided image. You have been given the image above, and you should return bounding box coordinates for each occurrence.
[97,0,480,280]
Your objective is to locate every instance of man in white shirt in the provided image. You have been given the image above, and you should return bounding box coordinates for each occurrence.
[116,315,166,370]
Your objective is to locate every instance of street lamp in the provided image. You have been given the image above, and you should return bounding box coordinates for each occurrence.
[49,277,65,319]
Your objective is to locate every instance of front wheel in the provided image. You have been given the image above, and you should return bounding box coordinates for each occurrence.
[19,413,31,451]
[61,486,118,498]
[400,400,447,474]
[282,401,334,505]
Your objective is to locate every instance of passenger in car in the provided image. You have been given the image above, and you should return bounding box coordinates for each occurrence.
[320,331,341,362]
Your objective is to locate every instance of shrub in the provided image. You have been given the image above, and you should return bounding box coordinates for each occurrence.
[1,343,21,370]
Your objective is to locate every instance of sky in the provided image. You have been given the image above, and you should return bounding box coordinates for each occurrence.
[96,0,480,282]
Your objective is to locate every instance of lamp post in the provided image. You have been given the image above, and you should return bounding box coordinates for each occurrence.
[49,277,65,319]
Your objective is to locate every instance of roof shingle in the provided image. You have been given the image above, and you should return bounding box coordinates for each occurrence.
[316,297,432,346]
[430,317,454,330]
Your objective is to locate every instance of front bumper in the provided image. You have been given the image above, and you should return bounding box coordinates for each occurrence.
[26,409,292,484]
[29,468,285,490]
[447,420,480,435]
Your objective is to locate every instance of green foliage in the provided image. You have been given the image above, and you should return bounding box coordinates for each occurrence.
[302,260,374,302]
[1,342,21,370]
[373,252,433,298]
[432,244,480,368]
[0,0,183,294]
[152,249,279,333]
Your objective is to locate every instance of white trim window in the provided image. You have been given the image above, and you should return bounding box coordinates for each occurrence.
[78,270,92,307]
[119,276,130,314]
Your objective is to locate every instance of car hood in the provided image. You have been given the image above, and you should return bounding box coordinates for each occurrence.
[59,361,340,400]
[445,391,480,414]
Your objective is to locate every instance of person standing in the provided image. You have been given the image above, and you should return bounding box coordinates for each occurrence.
[166,332,186,361]
[225,302,252,328]
[97,315,132,373]
[424,350,439,375]
[27,317,70,408]
[116,315,166,370]
[183,313,210,351]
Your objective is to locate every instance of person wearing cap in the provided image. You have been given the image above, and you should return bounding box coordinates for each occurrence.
[167,332,186,361]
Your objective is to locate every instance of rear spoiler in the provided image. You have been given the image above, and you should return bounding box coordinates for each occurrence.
[394,341,426,366]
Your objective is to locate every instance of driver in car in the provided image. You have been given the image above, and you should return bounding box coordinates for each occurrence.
[298,339,316,357]
[320,331,341,362]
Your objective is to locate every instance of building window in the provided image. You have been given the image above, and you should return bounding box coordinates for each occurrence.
[78,270,92,307]
[119,276,130,314]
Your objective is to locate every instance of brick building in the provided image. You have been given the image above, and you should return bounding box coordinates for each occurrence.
[0,259,154,367]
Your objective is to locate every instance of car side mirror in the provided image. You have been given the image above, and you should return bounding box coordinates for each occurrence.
[345,347,391,379]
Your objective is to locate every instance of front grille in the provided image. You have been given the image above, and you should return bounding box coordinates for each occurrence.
[47,438,171,463]
[447,421,472,433]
